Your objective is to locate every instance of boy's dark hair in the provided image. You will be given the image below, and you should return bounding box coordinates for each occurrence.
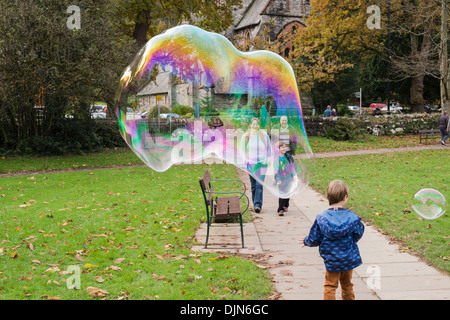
[326,180,349,205]
[276,141,286,149]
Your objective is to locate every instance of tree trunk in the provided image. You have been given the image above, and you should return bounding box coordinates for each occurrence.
[411,75,425,112]
[410,33,426,112]
[440,0,450,113]
[133,10,150,48]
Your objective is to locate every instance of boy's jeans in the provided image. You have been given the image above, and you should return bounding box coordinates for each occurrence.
[324,270,355,300]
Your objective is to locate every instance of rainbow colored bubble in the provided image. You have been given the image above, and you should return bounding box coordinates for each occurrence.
[115,25,314,198]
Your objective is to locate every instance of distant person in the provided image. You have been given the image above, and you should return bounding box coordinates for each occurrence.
[209,116,223,129]
[438,111,449,145]
[270,115,297,155]
[274,141,297,216]
[240,118,272,213]
[331,108,337,116]
[373,106,382,116]
[323,105,332,117]
[300,180,365,300]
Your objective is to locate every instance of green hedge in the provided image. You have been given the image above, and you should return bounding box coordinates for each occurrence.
[0,119,126,156]
[304,114,441,138]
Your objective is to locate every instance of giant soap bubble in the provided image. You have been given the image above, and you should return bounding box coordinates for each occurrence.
[411,188,447,220]
[115,25,314,198]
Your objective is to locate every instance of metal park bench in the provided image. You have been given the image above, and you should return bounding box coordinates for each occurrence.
[199,169,249,248]
[419,129,441,144]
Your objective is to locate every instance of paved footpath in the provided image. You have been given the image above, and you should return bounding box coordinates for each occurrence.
[194,145,450,300]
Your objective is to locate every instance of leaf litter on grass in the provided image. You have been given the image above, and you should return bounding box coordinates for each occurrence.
[0,164,274,299]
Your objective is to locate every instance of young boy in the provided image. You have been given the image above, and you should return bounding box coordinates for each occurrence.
[300,180,364,300]
[274,141,297,216]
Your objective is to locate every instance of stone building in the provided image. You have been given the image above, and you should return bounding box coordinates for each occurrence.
[136,0,313,113]
[226,0,311,58]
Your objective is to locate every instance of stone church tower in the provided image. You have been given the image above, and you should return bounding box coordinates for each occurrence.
[136,1,315,113]
[225,0,314,110]
[225,0,312,57]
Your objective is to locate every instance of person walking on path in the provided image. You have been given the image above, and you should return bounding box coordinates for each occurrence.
[274,141,297,216]
[240,118,272,213]
[300,180,365,300]
[323,105,332,117]
[331,108,337,116]
[270,115,297,155]
[438,111,449,145]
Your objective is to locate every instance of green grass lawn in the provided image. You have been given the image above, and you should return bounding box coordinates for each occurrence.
[0,164,273,300]
[307,135,421,153]
[0,135,422,174]
[1,135,448,300]
[0,148,141,174]
[309,148,450,274]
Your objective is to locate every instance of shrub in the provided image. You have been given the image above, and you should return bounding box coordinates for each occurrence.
[336,103,354,117]
[324,117,367,141]
[148,105,171,118]
[200,106,220,117]
[172,104,194,116]
[2,119,126,156]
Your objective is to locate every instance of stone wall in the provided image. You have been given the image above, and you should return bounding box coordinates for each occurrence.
[303,114,441,136]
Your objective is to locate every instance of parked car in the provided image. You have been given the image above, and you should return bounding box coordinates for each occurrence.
[126,107,142,120]
[369,103,387,109]
[157,113,181,123]
[158,113,180,119]
[348,105,359,112]
[424,104,441,113]
[90,105,107,119]
[381,105,403,113]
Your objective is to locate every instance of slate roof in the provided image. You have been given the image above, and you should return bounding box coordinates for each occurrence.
[137,72,171,96]
[234,0,270,31]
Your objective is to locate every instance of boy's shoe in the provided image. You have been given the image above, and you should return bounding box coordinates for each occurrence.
[442,140,445,145]
[277,210,284,216]
[254,207,261,213]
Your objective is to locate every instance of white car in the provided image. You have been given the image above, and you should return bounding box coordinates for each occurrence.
[348,106,359,112]
[158,113,181,122]
[158,113,180,119]
[381,105,403,113]
[126,108,141,120]
[90,105,107,119]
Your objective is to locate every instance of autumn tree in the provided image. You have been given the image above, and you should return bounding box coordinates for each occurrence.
[273,0,444,112]
[234,1,386,98]
[439,0,450,113]
[286,0,385,93]
[388,0,444,112]
[116,0,243,48]
[0,0,131,153]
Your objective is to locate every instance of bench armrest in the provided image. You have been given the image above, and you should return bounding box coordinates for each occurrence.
[210,179,247,193]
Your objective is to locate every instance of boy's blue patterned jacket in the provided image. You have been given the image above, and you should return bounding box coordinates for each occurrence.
[303,208,364,272]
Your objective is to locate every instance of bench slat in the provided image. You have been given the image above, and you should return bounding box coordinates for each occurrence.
[215,196,228,216]
[228,196,241,215]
